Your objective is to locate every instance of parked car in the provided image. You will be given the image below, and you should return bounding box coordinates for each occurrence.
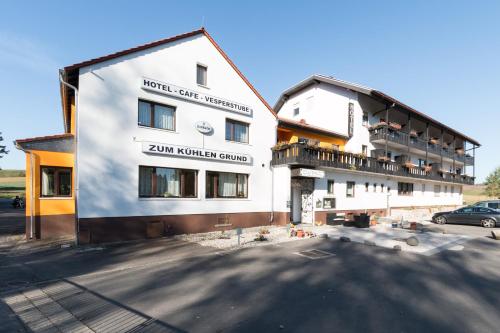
[433,206,500,228]
[471,200,500,212]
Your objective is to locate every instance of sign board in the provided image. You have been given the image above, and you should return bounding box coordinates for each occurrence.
[195,121,213,134]
[291,168,325,178]
[142,77,252,116]
[142,142,252,164]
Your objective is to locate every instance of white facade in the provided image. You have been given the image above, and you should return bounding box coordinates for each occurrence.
[76,33,277,219]
[276,76,468,221]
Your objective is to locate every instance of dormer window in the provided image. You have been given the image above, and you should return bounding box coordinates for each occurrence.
[293,107,300,116]
[196,64,207,86]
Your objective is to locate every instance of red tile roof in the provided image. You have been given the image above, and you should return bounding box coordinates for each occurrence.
[278,117,349,140]
[15,133,73,144]
[62,28,276,117]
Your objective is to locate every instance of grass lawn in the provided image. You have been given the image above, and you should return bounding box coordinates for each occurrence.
[0,176,25,199]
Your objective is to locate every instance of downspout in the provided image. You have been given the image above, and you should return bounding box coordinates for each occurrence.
[15,144,35,239]
[59,71,80,246]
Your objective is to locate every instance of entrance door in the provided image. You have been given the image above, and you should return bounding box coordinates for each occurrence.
[301,190,313,223]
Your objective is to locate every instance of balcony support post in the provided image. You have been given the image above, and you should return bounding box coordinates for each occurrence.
[425,123,429,166]
[440,128,444,167]
[384,105,389,161]
[452,135,456,176]
[407,113,411,155]
[473,144,476,181]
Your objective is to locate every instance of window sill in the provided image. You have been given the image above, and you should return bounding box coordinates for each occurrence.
[197,84,210,90]
[205,198,250,201]
[139,197,201,201]
[225,140,251,146]
[39,197,73,200]
[138,125,178,134]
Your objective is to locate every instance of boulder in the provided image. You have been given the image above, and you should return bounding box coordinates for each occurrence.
[491,230,500,240]
[406,236,419,246]
[319,233,329,239]
[340,236,351,242]
[393,245,402,251]
[364,240,376,246]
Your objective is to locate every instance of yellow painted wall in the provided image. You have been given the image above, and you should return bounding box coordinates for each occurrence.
[70,97,76,134]
[25,150,75,216]
[278,128,346,150]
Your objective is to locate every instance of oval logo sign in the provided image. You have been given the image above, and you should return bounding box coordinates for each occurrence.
[195,121,213,134]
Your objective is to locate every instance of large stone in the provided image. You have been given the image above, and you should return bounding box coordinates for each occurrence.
[393,245,402,251]
[340,236,351,242]
[406,236,419,246]
[491,230,500,240]
[364,240,376,246]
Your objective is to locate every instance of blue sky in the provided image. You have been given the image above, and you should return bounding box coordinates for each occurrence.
[0,1,499,182]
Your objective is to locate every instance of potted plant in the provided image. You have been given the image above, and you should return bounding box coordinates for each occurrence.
[377,156,390,162]
[429,138,439,145]
[423,165,432,172]
[404,161,415,169]
[455,148,464,155]
[409,129,418,137]
[389,122,402,131]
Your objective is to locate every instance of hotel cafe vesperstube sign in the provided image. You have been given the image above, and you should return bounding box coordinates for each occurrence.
[142,142,252,164]
[141,77,253,116]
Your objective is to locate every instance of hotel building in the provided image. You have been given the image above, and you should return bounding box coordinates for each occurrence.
[272,75,479,224]
[16,31,479,242]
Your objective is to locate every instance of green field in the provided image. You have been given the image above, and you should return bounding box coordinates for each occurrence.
[0,170,25,199]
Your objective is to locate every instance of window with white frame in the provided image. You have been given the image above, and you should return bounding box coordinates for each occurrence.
[327,180,334,194]
[362,111,368,126]
[434,185,441,197]
[346,181,355,197]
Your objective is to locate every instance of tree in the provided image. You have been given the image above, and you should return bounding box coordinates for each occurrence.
[484,166,500,199]
[0,132,8,161]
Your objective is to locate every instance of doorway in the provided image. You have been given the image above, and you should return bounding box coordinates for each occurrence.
[291,178,314,223]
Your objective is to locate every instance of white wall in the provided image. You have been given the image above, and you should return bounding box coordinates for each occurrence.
[313,170,463,212]
[76,34,277,218]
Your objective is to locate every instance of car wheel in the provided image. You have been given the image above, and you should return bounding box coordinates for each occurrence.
[435,216,447,225]
[481,219,496,228]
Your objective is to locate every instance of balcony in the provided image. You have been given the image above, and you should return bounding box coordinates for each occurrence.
[271,143,475,185]
[369,127,474,165]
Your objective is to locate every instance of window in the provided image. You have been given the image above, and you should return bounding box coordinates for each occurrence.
[373,183,377,192]
[139,166,197,198]
[362,111,368,126]
[365,182,369,192]
[434,185,441,197]
[346,181,355,197]
[206,171,248,198]
[381,184,385,192]
[226,119,249,143]
[488,202,499,209]
[418,159,426,168]
[457,207,473,213]
[41,167,72,197]
[422,184,426,194]
[387,187,391,193]
[475,207,494,213]
[444,185,448,196]
[196,64,207,86]
[362,145,368,156]
[138,100,175,131]
[398,182,414,196]
[293,106,300,116]
[451,186,454,195]
[327,180,334,194]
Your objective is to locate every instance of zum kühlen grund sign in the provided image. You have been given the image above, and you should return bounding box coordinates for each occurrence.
[142,142,252,164]
[141,77,252,116]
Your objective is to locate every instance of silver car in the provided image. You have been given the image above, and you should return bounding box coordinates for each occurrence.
[472,200,500,212]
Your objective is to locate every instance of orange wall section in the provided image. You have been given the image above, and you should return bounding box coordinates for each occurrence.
[277,128,346,150]
[25,150,75,217]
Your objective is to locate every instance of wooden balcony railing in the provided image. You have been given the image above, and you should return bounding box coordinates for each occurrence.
[369,127,474,165]
[271,143,475,185]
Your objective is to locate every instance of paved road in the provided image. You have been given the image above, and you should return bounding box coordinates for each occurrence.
[435,222,500,238]
[1,233,500,333]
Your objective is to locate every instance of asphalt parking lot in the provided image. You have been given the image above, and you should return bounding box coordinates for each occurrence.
[1,229,500,333]
[431,222,500,238]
